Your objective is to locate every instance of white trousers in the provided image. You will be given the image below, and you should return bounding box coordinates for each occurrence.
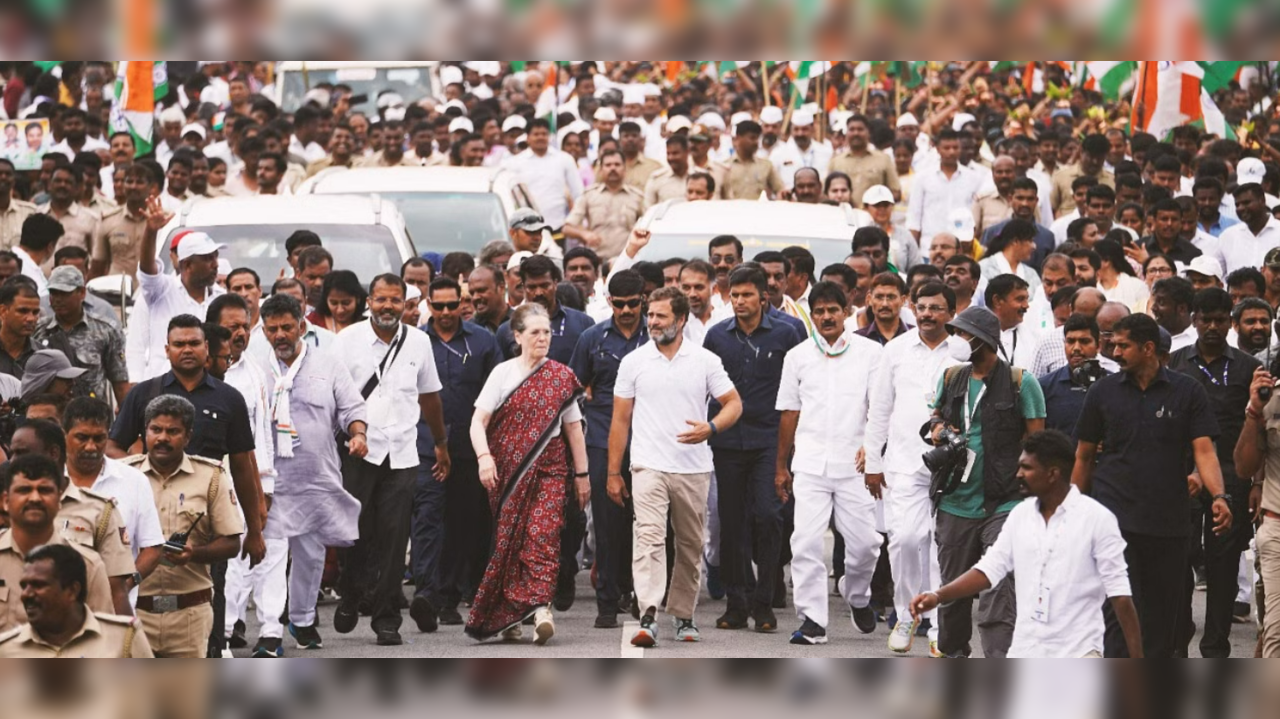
[703,472,721,567]
[288,533,327,628]
[885,469,941,638]
[225,536,289,639]
[791,471,881,629]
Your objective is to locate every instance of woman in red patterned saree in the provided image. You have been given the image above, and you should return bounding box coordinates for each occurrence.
[465,304,590,644]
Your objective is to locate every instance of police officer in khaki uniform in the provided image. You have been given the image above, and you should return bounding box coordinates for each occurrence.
[0,158,36,250]
[643,135,693,210]
[563,149,645,260]
[127,395,241,658]
[90,164,152,278]
[719,120,785,200]
[1050,133,1115,218]
[0,543,153,657]
[10,419,137,615]
[0,454,116,633]
[619,121,663,190]
[39,164,102,256]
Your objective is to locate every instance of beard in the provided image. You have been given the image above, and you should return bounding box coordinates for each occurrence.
[654,324,681,345]
[372,310,401,331]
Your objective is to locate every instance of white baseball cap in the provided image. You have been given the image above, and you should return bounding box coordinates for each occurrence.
[791,109,815,127]
[759,106,784,124]
[665,115,693,134]
[442,99,468,115]
[696,112,725,131]
[862,185,895,206]
[948,207,976,240]
[439,65,464,86]
[593,107,618,123]
[952,112,977,132]
[896,112,920,128]
[1183,255,1224,281]
[1238,157,1267,185]
[448,117,474,134]
[502,115,527,133]
[180,122,207,140]
[174,231,227,261]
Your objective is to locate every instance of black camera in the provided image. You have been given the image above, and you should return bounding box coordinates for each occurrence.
[1070,359,1105,390]
[923,426,967,474]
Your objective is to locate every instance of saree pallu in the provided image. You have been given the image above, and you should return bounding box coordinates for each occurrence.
[465,361,583,639]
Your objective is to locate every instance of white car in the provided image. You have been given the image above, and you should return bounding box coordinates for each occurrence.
[298,166,539,256]
[156,194,416,282]
[634,200,872,270]
[273,61,440,117]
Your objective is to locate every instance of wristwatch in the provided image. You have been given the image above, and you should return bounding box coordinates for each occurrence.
[128,572,143,589]
[1213,493,1233,504]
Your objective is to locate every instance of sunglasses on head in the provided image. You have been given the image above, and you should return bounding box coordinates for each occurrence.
[611,298,643,309]
[430,301,461,312]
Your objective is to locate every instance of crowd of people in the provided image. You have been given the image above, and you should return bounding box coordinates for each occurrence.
[1,60,1280,658]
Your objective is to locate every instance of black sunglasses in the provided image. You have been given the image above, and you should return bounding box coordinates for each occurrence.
[611,298,643,309]
[430,301,461,312]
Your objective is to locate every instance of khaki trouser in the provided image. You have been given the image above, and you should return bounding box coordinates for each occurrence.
[1257,518,1280,657]
[632,467,711,621]
[140,603,214,658]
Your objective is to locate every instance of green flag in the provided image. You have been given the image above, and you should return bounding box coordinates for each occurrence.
[1197,61,1248,93]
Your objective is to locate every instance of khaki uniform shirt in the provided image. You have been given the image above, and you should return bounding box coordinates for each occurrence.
[305,155,352,178]
[971,190,1016,239]
[1258,393,1280,514]
[643,167,690,209]
[719,155,785,200]
[827,150,901,207]
[354,153,417,169]
[0,608,153,657]
[93,205,148,277]
[0,530,114,631]
[38,202,101,254]
[623,156,664,191]
[126,453,242,598]
[0,198,36,250]
[58,483,135,579]
[83,192,117,218]
[1050,164,1115,217]
[565,183,645,260]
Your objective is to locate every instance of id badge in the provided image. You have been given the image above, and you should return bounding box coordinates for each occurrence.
[960,448,978,484]
[1032,586,1051,623]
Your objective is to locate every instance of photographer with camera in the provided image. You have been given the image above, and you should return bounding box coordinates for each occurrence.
[1167,288,1259,657]
[922,306,1046,658]
[1038,314,1109,438]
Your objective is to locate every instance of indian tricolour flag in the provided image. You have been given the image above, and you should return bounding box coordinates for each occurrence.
[1132,61,1235,141]
[1077,61,1137,100]
[111,61,169,157]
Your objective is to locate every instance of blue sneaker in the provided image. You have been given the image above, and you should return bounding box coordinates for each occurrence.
[252,636,284,658]
[288,622,323,650]
[790,618,828,645]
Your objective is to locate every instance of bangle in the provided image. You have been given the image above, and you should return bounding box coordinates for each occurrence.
[574,471,589,478]
[477,453,492,460]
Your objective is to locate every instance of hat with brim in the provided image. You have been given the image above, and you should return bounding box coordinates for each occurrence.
[508,208,549,233]
[20,349,86,401]
[47,265,84,293]
[174,231,227,261]
[945,306,1002,354]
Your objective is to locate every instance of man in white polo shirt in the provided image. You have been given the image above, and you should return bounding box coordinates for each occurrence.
[1220,183,1280,274]
[610,286,742,648]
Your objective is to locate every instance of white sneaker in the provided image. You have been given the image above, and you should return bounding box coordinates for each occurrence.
[501,624,523,641]
[887,617,916,654]
[534,607,555,645]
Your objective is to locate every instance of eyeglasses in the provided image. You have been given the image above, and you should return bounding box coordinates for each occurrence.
[430,301,461,312]
[611,298,642,309]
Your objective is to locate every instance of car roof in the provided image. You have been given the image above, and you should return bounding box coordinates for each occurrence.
[276,61,439,71]
[648,200,867,240]
[176,195,394,226]
[306,166,505,194]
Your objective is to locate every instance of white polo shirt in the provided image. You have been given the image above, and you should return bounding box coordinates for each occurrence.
[775,333,881,479]
[134,271,225,381]
[333,320,442,470]
[974,486,1131,658]
[614,339,735,474]
[1219,216,1280,275]
[224,356,275,492]
[864,329,962,477]
[11,245,48,298]
[79,458,166,608]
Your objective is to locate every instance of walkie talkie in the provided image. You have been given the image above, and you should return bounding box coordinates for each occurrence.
[163,512,204,553]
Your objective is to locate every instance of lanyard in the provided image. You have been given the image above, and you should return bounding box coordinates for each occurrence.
[963,384,986,435]
[1000,328,1017,363]
[735,329,761,359]
[1193,357,1229,387]
[437,335,472,364]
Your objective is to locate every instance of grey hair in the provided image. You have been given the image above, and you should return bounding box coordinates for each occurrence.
[144,395,196,433]
[478,240,515,268]
[260,293,304,322]
[510,303,549,334]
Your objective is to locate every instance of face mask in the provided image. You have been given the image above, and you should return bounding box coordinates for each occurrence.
[947,334,980,363]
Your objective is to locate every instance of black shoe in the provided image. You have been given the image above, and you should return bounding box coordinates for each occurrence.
[334,602,359,634]
[358,597,373,617]
[790,618,828,645]
[716,606,749,630]
[252,636,283,658]
[751,604,778,633]
[851,604,877,634]
[289,623,323,650]
[437,605,464,626]
[410,596,438,633]
[553,579,576,612]
[594,613,620,629]
[376,629,403,646]
[1234,602,1252,623]
[228,620,247,649]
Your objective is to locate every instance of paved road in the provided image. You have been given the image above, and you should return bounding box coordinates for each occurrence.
[232,537,1259,658]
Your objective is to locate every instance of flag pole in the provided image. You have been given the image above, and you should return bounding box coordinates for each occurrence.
[818,68,826,143]
[860,71,870,113]
[761,62,772,108]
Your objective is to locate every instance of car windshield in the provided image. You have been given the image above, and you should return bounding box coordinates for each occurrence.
[637,233,853,272]
[162,224,402,281]
[280,66,434,116]
[375,192,507,256]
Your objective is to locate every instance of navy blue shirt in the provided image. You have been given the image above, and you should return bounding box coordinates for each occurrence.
[568,318,649,449]
[1167,344,1260,486]
[1076,367,1220,537]
[417,321,500,460]
[110,370,255,461]
[496,304,596,365]
[982,219,1056,271]
[1038,364,1109,439]
[702,311,805,451]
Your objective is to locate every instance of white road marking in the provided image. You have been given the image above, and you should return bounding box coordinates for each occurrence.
[620,621,645,658]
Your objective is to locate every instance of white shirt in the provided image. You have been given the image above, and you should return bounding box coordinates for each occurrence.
[224,356,275,492]
[865,329,963,476]
[907,164,983,247]
[1219,217,1280,275]
[502,148,583,228]
[1170,324,1199,353]
[134,272,225,381]
[771,138,834,191]
[83,458,165,608]
[614,339,735,474]
[289,135,327,165]
[973,487,1131,658]
[1051,209,1081,245]
[51,135,109,161]
[775,333,881,479]
[1000,322,1040,371]
[474,358,584,438]
[333,321,442,470]
[1099,273,1150,315]
[978,251,1043,300]
[11,245,48,297]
